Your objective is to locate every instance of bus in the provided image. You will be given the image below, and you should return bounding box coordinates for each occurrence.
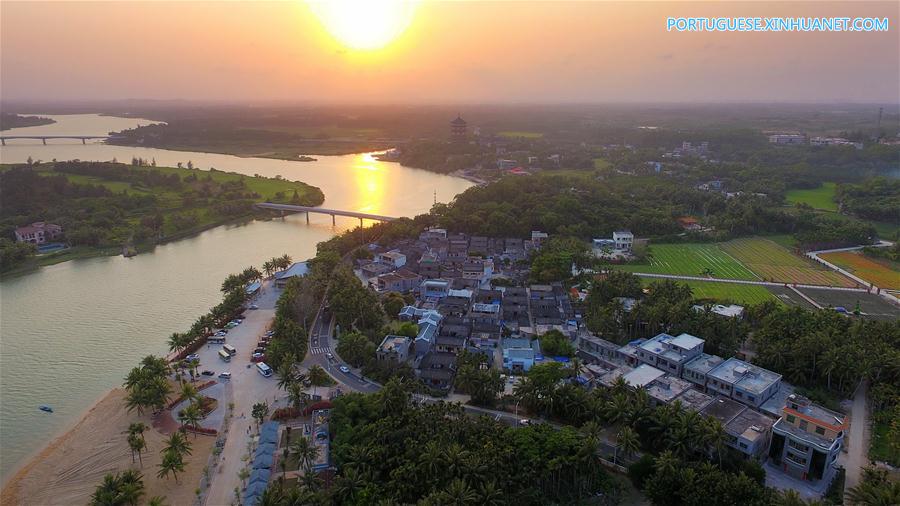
[218,349,231,362]
[223,344,237,356]
[208,335,226,344]
[256,362,273,377]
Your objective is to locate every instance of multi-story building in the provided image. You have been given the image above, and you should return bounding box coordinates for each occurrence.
[377,335,412,364]
[375,250,407,269]
[682,353,726,389]
[635,333,705,376]
[705,357,782,408]
[612,230,634,251]
[769,394,848,484]
[14,221,63,244]
[701,396,774,459]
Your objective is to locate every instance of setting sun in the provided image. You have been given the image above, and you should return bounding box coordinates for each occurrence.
[308,0,417,51]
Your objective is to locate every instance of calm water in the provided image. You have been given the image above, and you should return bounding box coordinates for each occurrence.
[0,114,472,480]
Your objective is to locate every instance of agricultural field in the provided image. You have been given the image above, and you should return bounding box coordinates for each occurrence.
[819,251,900,290]
[681,281,777,305]
[785,182,838,211]
[497,131,543,138]
[799,287,900,321]
[721,238,857,287]
[618,243,758,280]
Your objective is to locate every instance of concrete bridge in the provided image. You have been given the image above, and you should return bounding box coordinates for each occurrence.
[253,202,398,226]
[0,135,110,146]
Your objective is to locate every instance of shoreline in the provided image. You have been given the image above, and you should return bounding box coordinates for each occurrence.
[0,387,115,493]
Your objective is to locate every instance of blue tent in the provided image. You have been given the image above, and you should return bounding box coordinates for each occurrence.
[249,468,271,485]
[243,481,267,506]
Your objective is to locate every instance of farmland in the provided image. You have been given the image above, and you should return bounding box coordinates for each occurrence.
[819,251,900,290]
[680,281,777,305]
[785,182,838,211]
[617,243,758,280]
[721,238,857,287]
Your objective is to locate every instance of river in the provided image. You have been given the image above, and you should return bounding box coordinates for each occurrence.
[0,114,473,481]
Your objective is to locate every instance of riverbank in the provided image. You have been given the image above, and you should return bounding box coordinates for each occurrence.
[106,138,397,160]
[1,388,213,506]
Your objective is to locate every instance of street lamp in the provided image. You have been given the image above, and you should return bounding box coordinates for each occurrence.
[514,400,520,428]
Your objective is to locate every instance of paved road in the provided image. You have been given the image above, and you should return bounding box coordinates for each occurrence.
[842,380,870,496]
[204,280,282,506]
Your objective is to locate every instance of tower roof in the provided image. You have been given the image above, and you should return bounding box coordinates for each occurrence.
[451,115,466,126]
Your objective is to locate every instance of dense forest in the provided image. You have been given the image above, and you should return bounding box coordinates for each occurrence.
[837,177,900,223]
[0,112,55,130]
[432,173,877,248]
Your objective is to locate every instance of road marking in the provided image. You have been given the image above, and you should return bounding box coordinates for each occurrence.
[310,346,332,355]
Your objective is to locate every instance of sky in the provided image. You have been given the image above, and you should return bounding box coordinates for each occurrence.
[2,1,899,104]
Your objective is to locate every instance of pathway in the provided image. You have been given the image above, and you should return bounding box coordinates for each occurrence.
[203,279,282,506]
[842,380,871,496]
[631,272,870,292]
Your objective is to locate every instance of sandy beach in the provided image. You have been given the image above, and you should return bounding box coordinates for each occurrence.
[1,388,213,506]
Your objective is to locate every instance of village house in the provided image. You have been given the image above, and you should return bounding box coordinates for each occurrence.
[501,337,541,373]
[14,222,63,245]
[373,269,421,293]
[377,335,412,364]
[705,357,782,408]
[701,397,774,460]
[612,230,634,251]
[768,394,848,485]
[682,353,726,390]
[375,250,407,269]
[417,352,458,389]
[635,332,705,376]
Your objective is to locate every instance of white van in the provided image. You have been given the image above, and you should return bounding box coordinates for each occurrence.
[218,349,231,362]
[222,344,237,356]
[256,362,272,377]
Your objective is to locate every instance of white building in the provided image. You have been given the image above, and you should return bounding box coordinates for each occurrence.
[768,134,806,145]
[375,250,407,269]
[613,230,634,251]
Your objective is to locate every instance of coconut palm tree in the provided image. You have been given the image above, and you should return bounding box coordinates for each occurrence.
[616,426,640,464]
[157,449,185,483]
[180,382,200,405]
[846,468,900,506]
[334,467,365,502]
[162,431,192,457]
[263,260,275,278]
[478,480,504,506]
[146,496,167,506]
[180,404,203,436]
[440,478,478,505]
[290,436,319,472]
[127,433,146,466]
[307,365,331,397]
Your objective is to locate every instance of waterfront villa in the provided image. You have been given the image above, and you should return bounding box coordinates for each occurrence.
[15,221,62,244]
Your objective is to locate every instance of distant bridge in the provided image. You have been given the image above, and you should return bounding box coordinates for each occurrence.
[0,135,110,146]
[254,202,397,226]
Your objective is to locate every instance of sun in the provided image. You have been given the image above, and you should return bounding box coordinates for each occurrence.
[308,0,418,51]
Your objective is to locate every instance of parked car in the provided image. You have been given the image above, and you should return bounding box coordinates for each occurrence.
[186,354,200,362]
[201,370,214,376]
[248,304,259,310]
[253,347,266,354]
[339,365,350,373]
[256,341,268,349]
[218,372,232,380]
[265,330,275,337]
[518,419,531,426]
[251,353,266,363]
[214,330,228,337]
[326,352,334,360]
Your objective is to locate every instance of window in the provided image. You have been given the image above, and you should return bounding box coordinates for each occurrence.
[786,415,796,424]
[799,420,808,431]
[739,442,748,449]
[815,426,826,436]
[748,395,755,402]
[736,391,743,398]
[786,452,807,466]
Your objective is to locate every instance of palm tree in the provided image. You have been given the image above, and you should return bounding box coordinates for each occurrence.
[263,260,275,278]
[846,468,900,506]
[478,480,504,506]
[276,361,297,392]
[334,467,365,502]
[146,497,167,506]
[117,470,145,506]
[440,478,478,505]
[654,450,679,477]
[419,440,444,482]
[290,436,319,472]
[157,449,185,483]
[179,404,203,436]
[307,365,331,397]
[616,426,640,463]
[702,417,726,466]
[180,382,200,405]
[90,473,124,506]
[128,433,146,466]
[167,333,185,355]
[162,431,192,457]
[580,420,603,441]
[443,442,470,480]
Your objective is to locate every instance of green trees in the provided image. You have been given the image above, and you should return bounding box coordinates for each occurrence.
[252,401,270,431]
[123,356,171,415]
[126,422,148,466]
[537,329,575,357]
[89,470,145,506]
[157,432,192,483]
[318,379,619,504]
[335,332,376,368]
[529,236,591,283]
[328,266,385,338]
[454,351,504,406]
[846,468,900,506]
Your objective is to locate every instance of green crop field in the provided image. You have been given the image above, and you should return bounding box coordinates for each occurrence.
[617,243,759,280]
[497,131,544,138]
[721,237,856,287]
[681,281,777,305]
[785,182,838,211]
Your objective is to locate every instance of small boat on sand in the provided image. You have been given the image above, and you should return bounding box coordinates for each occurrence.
[39,405,53,413]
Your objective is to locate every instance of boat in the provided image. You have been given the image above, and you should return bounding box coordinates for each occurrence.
[39,405,53,413]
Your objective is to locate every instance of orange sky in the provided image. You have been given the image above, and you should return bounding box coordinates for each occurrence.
[1,1,898,103]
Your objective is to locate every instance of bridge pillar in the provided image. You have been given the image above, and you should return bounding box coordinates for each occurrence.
[1,139,5,146]
[306,212,310,224]
[42,138,47,145]
[332,214,336,226]
[359,217,363,227]
[82,138,86,145]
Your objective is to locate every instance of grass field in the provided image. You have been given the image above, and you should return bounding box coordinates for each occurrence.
[819,251,900,290]
[618,243,758,280]
[497,131,543,139]
[786,182,838,211]
[592,158,612,170]
[721,237,856,287]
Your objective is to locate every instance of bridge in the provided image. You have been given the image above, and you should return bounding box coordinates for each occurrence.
[253,202,398,226]
[0,135,110,146]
